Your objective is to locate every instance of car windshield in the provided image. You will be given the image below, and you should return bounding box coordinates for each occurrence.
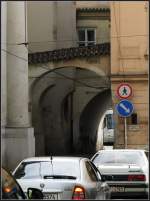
[92,151,145,166]
[14,160,80,179]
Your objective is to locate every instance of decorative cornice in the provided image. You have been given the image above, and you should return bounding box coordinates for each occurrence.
[28,43,110,64]
[76,7,110,20]
[76,7,110,13]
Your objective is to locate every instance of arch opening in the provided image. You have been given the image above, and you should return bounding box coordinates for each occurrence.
[31,66,112,157]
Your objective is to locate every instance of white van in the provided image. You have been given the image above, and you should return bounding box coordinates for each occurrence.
[103,109,114,145]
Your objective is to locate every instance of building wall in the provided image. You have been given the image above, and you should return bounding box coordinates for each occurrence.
[27,1,57,52]
[27,1,76,52]
[56,1,77,49]
[76,1,109,8]
[110,1,149,149]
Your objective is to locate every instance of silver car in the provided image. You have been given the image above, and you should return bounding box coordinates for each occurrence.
[91,149,149,199]
[12,157,111,200]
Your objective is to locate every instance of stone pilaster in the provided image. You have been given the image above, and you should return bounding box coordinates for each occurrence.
[1,1,7,167]
[4,1,35,170]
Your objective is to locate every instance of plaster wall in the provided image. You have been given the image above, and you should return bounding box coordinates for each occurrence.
[76,1,109,8]
[111,1,148,74]
[27,1,76,52]
[56,1,77,48]
[110,1,149,149]
[27,1,56,52]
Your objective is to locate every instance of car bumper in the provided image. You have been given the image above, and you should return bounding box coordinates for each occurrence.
[111,191,148,199]
[109,183,149,199]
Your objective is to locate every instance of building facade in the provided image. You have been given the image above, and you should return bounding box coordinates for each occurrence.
[28,2,111,157]
[110,1,149,150]
[1,1,149,171]
[1,1,111,170]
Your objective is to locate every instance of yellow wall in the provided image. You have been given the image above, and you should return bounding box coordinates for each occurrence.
[110,1,149,149]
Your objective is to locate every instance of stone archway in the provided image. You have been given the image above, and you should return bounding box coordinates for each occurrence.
[29,55,111,156]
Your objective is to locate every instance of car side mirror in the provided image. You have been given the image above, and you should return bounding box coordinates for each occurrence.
[27,188,44,199]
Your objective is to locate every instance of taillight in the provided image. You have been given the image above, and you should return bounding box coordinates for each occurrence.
[128,175,146,181]
[3,187,12,193]
[72,186,85,200]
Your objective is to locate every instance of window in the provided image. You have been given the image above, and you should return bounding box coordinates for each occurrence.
[103,117,106,128]
[89,161,102,181]
[106,114,115,129]
[92,151,146,166]
[51,160,80,178]
[85,161,98,182]
[131,113,138,124]
[14,162,41,179]
[78,28,96,47]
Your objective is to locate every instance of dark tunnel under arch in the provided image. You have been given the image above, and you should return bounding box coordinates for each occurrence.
[78,89,112,156]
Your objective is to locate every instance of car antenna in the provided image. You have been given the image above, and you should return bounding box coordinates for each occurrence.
[50,155,53,174]
[50,155,53,161]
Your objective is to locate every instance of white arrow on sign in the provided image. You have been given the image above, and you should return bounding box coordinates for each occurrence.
[120,103,130,113]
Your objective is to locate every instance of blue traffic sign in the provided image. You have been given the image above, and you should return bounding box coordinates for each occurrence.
[116,99,134,117]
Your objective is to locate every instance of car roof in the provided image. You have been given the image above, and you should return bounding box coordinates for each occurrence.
[20,156,87,163]
[96,149,146,154]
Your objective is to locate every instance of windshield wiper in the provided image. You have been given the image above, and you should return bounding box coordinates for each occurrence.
[43,175,77,179]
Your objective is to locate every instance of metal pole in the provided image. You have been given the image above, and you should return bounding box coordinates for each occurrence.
[124,117,127,148]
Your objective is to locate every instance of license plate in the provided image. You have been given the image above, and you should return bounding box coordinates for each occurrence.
[110,186,125,192]
[44,193,60,200]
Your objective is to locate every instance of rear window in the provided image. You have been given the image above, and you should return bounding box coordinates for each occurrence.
[14,162,41,179]
[14,160,80,179]
[92,151,146,166]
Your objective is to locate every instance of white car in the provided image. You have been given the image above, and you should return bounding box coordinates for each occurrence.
[91,149,149,199]
[12,156,111,200]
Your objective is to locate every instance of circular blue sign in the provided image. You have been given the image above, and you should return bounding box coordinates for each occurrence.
[116,99,134,117]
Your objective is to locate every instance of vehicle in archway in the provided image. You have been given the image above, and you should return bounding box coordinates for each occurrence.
[12,156,111,200]
[103,109,114,145]
[2,167,43,199]
[91,149,149,199]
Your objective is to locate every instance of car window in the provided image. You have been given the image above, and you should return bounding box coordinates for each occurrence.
[2,168,26,199]
[91,154,99,162]
[89,161,102,181]
[40,161,80,178]
[92,151,146,166]
[14,162,41,179]
[145,151,149,160]
[51,160,80,178]
[85,161,99,182]
[40,161,53,176]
